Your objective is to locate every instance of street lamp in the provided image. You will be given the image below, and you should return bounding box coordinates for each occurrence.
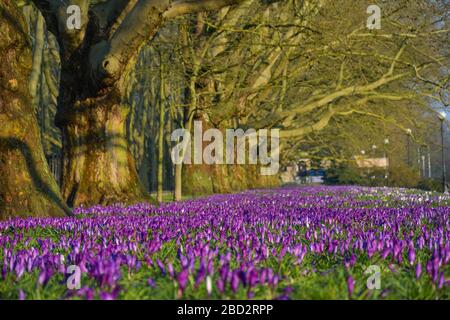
[371,145,377,160]
[406,129,412,166]
[383,138,389,185]
[438,111,448,193]
[359,150,366,178]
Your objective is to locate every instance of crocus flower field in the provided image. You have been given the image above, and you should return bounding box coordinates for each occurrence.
[1,186,449,300]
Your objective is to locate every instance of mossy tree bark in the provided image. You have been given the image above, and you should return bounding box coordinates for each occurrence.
[57,89,150,207]
[31,0,242,206]
[0,1,70,219]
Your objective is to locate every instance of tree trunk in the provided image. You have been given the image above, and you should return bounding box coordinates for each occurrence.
[157,56,165,203]
[57,88,150,207]
[0,1,70,219]
[174,163,183,201]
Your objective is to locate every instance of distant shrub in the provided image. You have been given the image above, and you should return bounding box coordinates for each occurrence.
[416,178,443,192]
[324,163,386,187]
[325,162,430,189]
[387,164,420,188]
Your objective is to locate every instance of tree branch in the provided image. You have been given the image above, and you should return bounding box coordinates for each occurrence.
[32,0,91,58]
[30,0,59,35]
[163,0,243,19]
[96,0,244,85]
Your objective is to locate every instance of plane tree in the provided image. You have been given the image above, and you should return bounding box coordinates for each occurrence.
[30,0,243,207]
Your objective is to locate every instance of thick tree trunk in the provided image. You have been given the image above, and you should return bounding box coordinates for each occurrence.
[0,1,70,219]
[57,89,150,207]
[48,10,154,207]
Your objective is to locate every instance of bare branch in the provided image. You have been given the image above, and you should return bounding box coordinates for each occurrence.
[163,0,243,19]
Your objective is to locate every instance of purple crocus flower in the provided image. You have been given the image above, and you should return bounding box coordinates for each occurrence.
[156,259,165,276]
[347,276,355,299]
[216,278,225,293]
[147,278,156,288]
[408,246,416,266]
[100,291,117,300]
[230,272,240,293]
[15,262,25,280]
[1,266,7,280]
[381,247,391,259]
[349,254,357,267]
[179,254,188,269]
[260,269,268,284]
[37,269,52,287]
[438,272,445,289]
[248,269,258,288]
[177,269,189,292]
[415,263,422,279]
[271,275,279,287]
[167,262,175,278]
[207,259,214,275]
[195,264,206,287]
[85,288,95,300]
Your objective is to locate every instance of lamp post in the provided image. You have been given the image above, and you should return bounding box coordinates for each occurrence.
[360,150,366,178]
[372,144,377,155]
[421,147,426,178]
[406,129,412,167]
[427,145,432,178]
[384,138,389,185]
[438,111,448,193]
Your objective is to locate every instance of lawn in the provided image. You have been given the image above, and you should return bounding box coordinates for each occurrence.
[0,186,449,300]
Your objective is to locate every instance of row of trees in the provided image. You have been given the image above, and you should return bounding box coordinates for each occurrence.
[126,0,448,194]
[0,0,448,218]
